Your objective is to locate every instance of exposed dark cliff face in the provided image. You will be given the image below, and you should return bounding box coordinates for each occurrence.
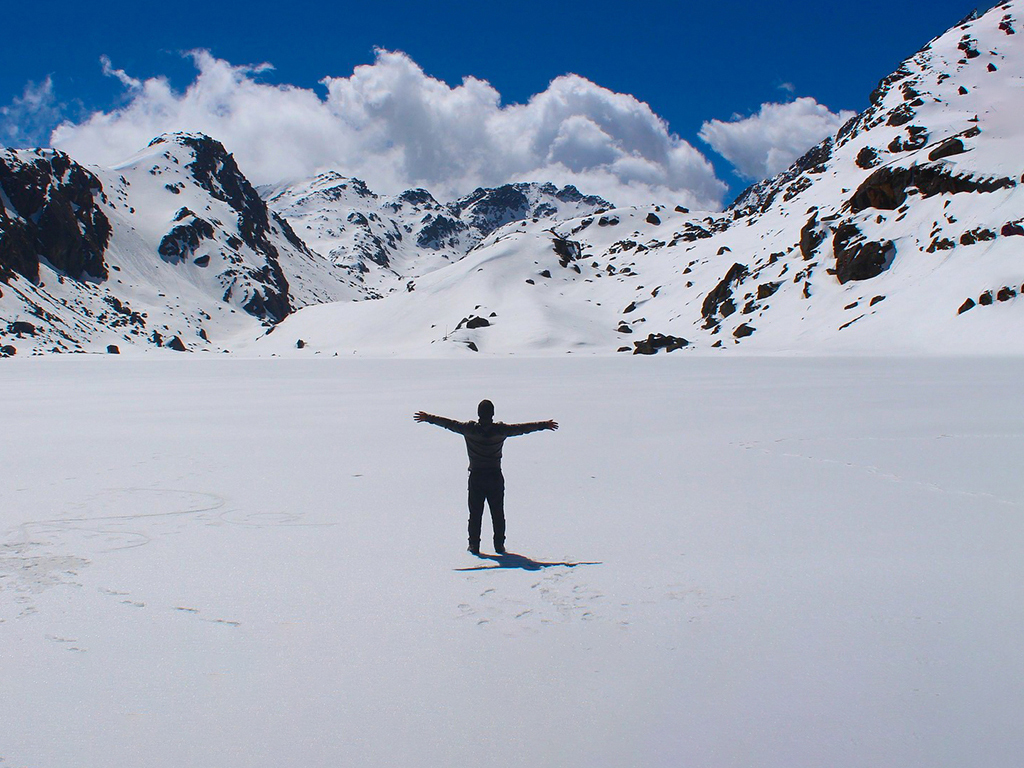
[149,134,295,322]
[0,149,111,284]
[449,183,613,238]
[849,164,1016,212]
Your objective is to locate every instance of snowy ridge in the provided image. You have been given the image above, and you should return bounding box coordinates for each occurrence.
[262,174,612,297]
[2,2,1023,356]
[251,1,1024,357]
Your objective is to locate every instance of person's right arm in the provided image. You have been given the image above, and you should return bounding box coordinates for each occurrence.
[414,412,469,434]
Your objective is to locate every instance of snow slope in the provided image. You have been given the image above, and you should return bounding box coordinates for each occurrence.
[248,2,1024,357]
[2,356,1022,767]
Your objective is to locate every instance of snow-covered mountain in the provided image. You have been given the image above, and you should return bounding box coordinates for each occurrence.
[261,174,612,296]
[250,1,1024,357]
[0,134,362,353]
[2,1,1022,356]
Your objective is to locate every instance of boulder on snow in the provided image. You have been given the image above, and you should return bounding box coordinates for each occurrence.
[701,263,748,323]
[632,334,689,355]
[833,223,895,284]
[928,137,967,161]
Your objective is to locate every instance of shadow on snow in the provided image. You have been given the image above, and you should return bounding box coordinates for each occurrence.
[454,552,602,572]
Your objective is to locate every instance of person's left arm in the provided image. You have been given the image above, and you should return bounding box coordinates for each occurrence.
[503,420,559,436]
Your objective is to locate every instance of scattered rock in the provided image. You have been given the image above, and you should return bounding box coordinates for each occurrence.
[979,291,994,306]
[1,345,17,357]
[856,147,879,169]
[701,263,748,323]
[646,213,661,225]
[997,287,1016,302]
[296,339,306,349]
[870,295,886,306]
[9,321,36,336]
[833,224,895,284]
[1001,222,1024,237]
[733,323,755,338]
[552,237,582,267]
[958,298,976,314]
[106,344,120,354]
[928,138,967,161]
[632,334,689,355]
[800,215,825,261]
[960,228,996,245]
[165,336,188,352]
[926,237,956,252]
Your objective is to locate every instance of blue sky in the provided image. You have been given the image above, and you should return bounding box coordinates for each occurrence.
[1,0,982,204]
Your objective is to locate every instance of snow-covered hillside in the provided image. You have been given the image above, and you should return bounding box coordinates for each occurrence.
[2,2,1022,356]
[250,2,1024,357]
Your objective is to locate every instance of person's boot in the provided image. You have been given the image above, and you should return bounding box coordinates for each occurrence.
[468,543,480,555]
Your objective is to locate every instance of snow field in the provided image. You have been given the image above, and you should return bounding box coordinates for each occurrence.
[1,356,1022,767]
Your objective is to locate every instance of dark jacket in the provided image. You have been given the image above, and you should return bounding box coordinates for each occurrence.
[420,416,550,471]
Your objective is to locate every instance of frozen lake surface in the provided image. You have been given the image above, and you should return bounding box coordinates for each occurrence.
[2,356,1022,767]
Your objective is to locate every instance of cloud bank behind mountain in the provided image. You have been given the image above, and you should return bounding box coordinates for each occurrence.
[43,49,851,209]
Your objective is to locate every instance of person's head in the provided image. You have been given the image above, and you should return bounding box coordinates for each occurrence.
[477,399,495,423]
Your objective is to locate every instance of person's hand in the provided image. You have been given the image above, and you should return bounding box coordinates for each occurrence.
[544,420,559,431]
[414,411,430,422]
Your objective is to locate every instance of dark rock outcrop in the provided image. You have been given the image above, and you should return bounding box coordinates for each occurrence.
[158,217,216,263]
[701,263,748,323]
[928,137,967,161]
[632,333,689,355]
[0,149,111,284]
[833,224,894,284]
[850,165,1016,212]
[800,215,825,261]
[150,134,294,322]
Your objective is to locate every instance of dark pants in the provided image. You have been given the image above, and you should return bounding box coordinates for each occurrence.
[468,469,505,550]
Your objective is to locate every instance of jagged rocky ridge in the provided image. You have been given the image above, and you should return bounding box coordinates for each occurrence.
[2,1,1022,356]
[261,174,612,296]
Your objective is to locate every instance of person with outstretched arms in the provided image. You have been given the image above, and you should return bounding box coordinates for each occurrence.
[414,400,558,555]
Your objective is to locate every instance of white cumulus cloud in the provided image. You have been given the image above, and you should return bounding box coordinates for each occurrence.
[50,49,728,209]
[698,97,856,181]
